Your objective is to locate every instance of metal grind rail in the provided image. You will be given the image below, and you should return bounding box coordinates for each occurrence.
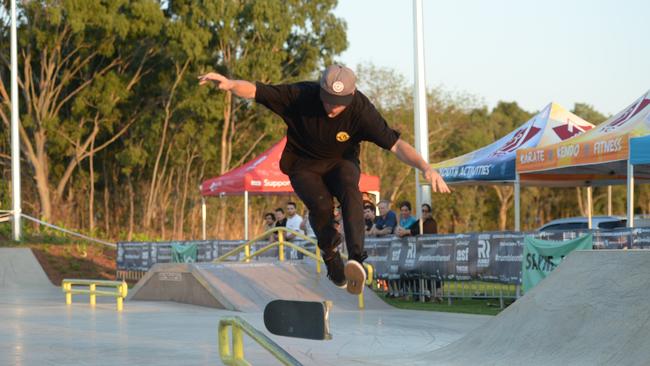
[218,316,302,366]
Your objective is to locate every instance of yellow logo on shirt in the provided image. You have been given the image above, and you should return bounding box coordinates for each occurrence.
[336,131,350,142]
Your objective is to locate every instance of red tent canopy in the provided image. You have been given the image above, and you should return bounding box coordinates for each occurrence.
[200,137,380,196]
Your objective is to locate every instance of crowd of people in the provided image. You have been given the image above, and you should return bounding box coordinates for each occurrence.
[262,197,438,243]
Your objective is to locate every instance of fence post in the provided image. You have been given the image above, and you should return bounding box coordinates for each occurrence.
[89,283,96,306]
[316,246,321,274]
[65,282,72,305]
[278,230,285,262]
[233,324,245,361]
[245,242,250,263]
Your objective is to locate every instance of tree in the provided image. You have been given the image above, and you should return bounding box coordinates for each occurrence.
[0,0,165,223]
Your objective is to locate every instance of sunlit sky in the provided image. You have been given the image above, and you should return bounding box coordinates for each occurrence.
[334,0,650,116]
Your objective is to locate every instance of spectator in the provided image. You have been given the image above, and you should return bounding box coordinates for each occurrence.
[363,204,377,236]
[263,212,276,232]
[398,203,438,236]
[395,201,417,236]
[300,208,317,239]
[371,200,397,236]
[273,207,288,242]
[361,192,375,210]
[285,201,303,240]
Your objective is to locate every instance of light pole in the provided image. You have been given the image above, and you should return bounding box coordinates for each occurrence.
[10,0,22,241]
[413,0,431,214]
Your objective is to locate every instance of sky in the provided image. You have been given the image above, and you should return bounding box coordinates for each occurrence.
[334,0,650,116]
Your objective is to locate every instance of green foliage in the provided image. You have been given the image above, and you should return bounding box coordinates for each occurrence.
[0,1,638,240]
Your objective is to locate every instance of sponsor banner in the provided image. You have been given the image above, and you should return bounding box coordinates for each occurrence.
[483,232,525,284]
[364,237,392,276]
[522,234,593,292]
[632,228,650,249]
[517,134,630,173]
[172,243,197,263]
[117,229,643,283]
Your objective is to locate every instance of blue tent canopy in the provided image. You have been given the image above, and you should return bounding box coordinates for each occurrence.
[432,103,594,185]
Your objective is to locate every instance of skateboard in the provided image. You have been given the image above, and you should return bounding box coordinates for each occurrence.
[263,299,332,340]
[344,260,366,295]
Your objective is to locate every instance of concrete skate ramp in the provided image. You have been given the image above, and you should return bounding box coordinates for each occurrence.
[0,248,52,288]
[129,261,389,312]
[421,250,650,366]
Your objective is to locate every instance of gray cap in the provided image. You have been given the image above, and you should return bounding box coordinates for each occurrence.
[319,64,356,106]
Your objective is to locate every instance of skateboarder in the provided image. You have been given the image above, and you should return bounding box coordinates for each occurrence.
[199,65,450,294]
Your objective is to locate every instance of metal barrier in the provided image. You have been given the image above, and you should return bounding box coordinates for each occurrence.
[62,279,128,311]
[218,316,302,366]
[213,227,374,309]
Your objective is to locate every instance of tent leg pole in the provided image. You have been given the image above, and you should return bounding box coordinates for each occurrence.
[244,191,249,241]
[514,175,521,231]
[607,185,612,216]
[587,186,593,229]
[201,197,207,240]
[627,162,634,228]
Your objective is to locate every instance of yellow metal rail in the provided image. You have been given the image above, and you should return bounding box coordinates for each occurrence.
[213,227,374,309]
[62,279,128,311]
[219,316,302,366]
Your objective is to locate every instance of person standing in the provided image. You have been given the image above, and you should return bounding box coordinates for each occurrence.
[284,201,303,241]
[199,65,450,294]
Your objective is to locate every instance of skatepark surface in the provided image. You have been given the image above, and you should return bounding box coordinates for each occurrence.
[1,247,650,365]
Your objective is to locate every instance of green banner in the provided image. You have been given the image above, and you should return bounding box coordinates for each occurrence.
[172,243,197,263]
[522,234,592,292]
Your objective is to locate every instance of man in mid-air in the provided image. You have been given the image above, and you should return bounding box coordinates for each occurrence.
[199,65,450,294]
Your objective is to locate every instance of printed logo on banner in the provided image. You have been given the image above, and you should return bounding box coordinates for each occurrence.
[404,239,417,269]
[455,243,470,277]
[478,239,491,268]
[456,247,468,261]
[391,247,402,261]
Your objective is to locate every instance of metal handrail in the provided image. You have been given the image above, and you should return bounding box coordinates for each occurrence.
[218,316,302,366]
[62,279,128,311]
[212,227,374,309]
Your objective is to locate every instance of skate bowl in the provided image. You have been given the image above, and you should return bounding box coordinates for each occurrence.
[405,250,650,366]
[128,261,390,312]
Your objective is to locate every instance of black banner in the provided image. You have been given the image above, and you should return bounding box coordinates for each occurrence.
[117,228,650,284]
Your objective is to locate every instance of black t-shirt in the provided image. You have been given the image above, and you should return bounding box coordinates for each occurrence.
[255,82,400,167]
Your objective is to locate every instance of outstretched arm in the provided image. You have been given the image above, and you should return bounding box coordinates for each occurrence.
[198,72,256,99]
[390,139,451,193]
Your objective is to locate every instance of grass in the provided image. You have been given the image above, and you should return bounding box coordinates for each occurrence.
[376,291,515,316]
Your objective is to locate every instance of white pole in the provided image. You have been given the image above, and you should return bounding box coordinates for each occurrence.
[514,176,521,231]
[627,161,634,228]
[587,186,593,229]
[244,191,249,240]
[10,0,22,241]
[201,197,207,240]
[413,0,431,219]
[607,185,612,216]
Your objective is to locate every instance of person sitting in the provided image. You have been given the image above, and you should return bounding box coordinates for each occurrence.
[398,203,438,237]
[370,200,397,237]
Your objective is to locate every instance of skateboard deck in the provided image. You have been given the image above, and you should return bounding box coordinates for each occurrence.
[344,260,366,295]
[263,299,332,340]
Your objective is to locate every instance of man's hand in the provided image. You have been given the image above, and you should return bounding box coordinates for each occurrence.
[198,72,256,99]
[198,72,235,90]
[424,167,451,193]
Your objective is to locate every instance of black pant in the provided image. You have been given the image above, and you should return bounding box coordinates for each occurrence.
[286,157,367,263]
